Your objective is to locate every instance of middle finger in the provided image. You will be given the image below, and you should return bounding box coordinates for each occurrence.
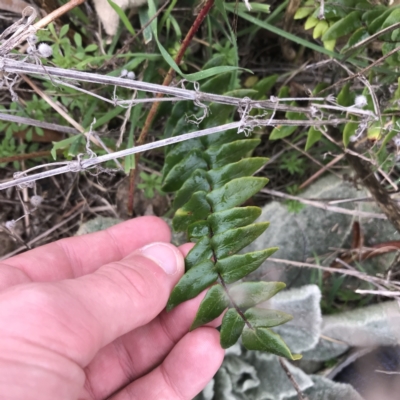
[82,288,221,399]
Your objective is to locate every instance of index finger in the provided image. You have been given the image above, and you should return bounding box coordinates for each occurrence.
[1,216,171,284]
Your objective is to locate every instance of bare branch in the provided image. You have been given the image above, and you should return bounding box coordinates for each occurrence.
[261,188,387,220]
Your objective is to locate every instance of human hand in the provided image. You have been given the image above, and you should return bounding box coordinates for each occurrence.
[0,216,224,400]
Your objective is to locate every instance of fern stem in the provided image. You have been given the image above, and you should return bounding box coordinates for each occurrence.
[218,272,253,330]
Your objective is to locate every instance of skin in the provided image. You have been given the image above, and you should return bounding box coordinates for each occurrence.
[0,216,225,400]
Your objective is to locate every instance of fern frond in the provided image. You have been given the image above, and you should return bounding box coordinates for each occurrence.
[161,76,300,360]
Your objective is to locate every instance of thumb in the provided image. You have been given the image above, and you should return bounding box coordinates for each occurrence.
[0,242,185,366]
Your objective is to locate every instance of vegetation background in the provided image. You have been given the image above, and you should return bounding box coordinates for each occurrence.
[2,0,400,398]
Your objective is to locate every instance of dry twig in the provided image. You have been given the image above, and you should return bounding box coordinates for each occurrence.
[279,358,308,400]
[261,188,387,220]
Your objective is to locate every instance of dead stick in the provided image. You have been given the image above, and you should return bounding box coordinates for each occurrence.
[279,358,308,400]
[127,0,215,215]
[33,0,86,29]
[0,150,59,164]
[299,154,344,190]
[345,144,400,233]
[319,43,400,95]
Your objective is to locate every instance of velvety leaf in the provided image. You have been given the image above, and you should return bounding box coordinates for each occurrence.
[188,221,210,239]
[207,177,268,212]
[208,206,261,235]
[242,326,302,360]
[229,281,286,308]
[220,308,246,349]
[216,248,278,284]
[167,260,217,311]
[212,223,270,259]
[322,11,362,41]
[173,192,211,232]
[206,139,261,169]
[190,284,229,330]
[244,307,293,327]
[173,169,210,210]
[185,236,212,270]
[208,157,268,189]
[162,150,208,192]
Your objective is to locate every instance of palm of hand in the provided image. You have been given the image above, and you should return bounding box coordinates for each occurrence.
[0,217,223,400]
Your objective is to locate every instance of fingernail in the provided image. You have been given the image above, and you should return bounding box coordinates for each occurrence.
[141,243,180,275]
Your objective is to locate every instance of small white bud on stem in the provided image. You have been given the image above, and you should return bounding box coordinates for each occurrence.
[38,43,53,58]
[30,195,43,207]
[5,220,16,231]
[354,95,367,108]
[28,34,38,44]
